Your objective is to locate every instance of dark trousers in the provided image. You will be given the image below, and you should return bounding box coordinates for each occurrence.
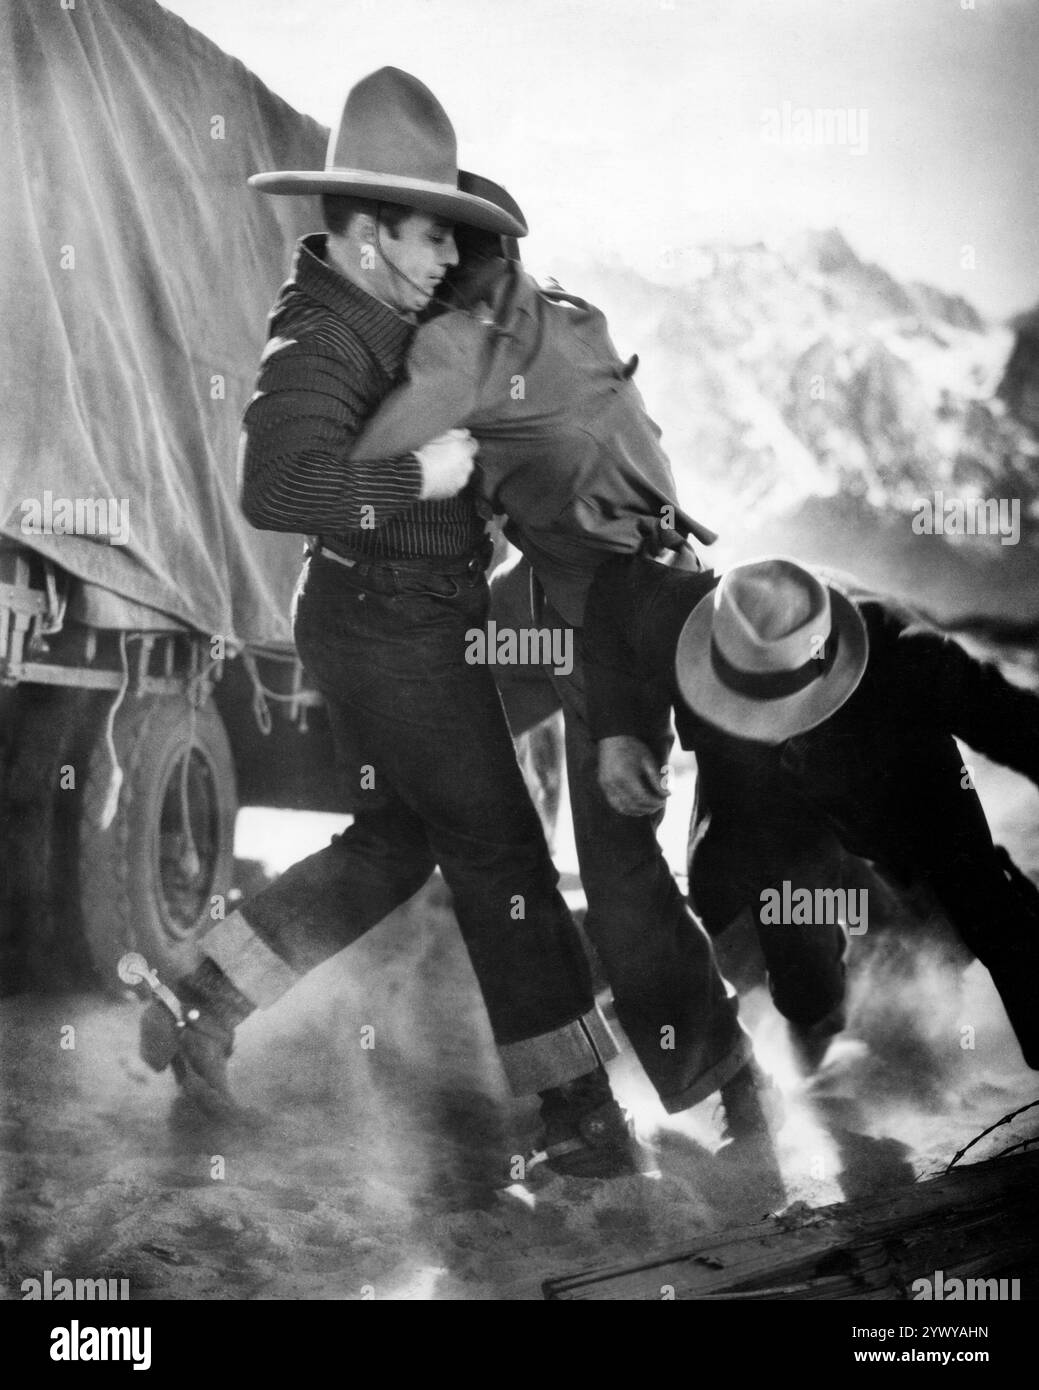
[689,734,1039,1068]
[879,737,1039,1068]
[688,807,848,1029]
[491,560,750,1112]
[220,552,594,1048]
[552,648,749,1110]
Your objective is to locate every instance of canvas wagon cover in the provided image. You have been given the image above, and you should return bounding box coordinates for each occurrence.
[0,0,327,645]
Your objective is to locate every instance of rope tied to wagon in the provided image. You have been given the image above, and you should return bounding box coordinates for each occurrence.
[95,631,129,831]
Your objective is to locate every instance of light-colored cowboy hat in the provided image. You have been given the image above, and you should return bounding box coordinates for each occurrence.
[675,557,869,743]
[248,66,527,239]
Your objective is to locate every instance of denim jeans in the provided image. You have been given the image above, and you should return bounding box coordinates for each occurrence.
[488,558,751,1112]
[546,615,750,1111]
[207,551,597,1052]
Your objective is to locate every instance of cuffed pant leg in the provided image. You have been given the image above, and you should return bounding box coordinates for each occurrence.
[197,798,437,1007]
[547,621,749,1109]
[293,562,597,1049]
[497,1003,619,1095]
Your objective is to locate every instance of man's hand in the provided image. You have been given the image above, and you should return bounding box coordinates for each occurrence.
[598,735,670,817]
[416,428,478,500]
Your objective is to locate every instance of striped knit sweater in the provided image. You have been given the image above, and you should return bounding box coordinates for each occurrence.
[239,233,483,559]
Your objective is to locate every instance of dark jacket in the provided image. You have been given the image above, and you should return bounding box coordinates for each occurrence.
[583,554,1039,867]
[350,257,714,622]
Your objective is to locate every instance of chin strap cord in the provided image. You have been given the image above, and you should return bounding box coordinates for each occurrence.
[376,212,429,307]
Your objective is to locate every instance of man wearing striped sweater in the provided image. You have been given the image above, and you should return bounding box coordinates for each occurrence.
[138,69,636,1179]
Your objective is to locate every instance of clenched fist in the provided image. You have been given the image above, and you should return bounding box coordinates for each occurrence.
[597,735,670,817]
[416,427,478,500]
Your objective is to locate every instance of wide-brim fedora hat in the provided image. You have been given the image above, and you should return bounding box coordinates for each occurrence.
[675,557,869,743]
[249,66,527,239]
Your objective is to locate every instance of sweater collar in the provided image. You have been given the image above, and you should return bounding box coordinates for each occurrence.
[291,233,412,375]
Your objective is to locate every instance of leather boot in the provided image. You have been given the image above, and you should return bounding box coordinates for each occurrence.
[789,1003,847,1074]
[717,1059,782,1154]
[538,1067,640,1179]
[139,957,255,1121]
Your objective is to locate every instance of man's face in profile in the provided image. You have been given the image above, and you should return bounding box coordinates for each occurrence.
[380,212,459,314]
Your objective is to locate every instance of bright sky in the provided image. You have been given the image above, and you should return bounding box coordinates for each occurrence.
[162,0,1039,320]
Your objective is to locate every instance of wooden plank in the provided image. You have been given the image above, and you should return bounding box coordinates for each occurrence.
[543,1150,1039,1300]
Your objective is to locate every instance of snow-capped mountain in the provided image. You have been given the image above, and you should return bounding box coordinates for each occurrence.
[549,230,1037,544]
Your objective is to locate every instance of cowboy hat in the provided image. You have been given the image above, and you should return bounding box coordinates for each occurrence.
[456,171,524,260]
[249,67,527,239]
[675,557,869,743]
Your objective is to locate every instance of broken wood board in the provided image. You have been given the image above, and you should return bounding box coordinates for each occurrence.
[543,1149,1039,1300]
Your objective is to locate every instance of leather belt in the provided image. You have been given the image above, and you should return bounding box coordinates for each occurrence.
[307,535,493,579]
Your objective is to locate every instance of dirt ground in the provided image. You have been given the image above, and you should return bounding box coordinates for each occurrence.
[1,750,1037,1301]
